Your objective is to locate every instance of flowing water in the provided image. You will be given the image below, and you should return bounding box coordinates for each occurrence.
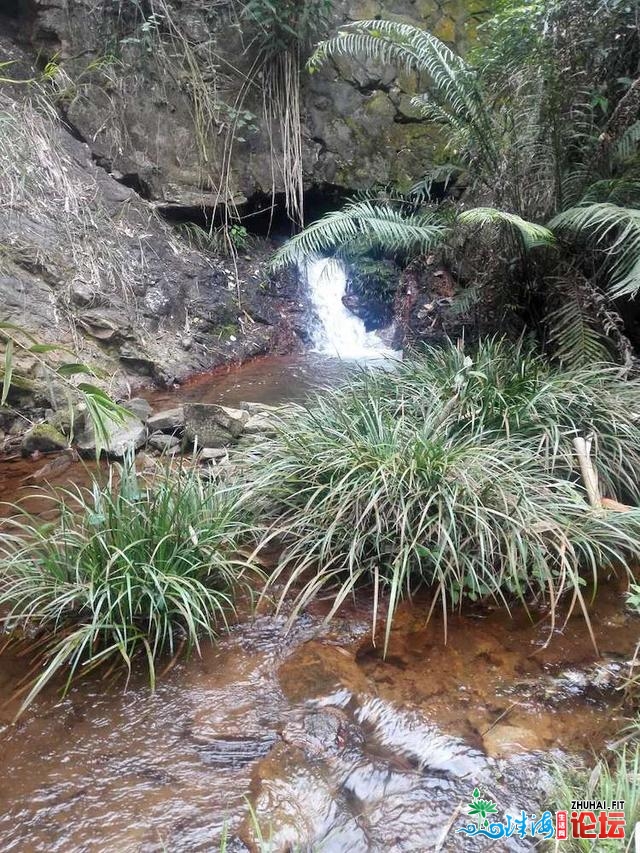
[0,267,638,850]
[305,259,399,360]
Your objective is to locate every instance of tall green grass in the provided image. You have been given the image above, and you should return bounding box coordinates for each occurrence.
[256,340,640,645]
[357,339,640,502]
[0,458,259,717]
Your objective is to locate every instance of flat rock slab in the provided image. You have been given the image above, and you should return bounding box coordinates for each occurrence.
[147,407,185,433]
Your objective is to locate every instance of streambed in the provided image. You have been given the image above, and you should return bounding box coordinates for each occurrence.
[0,352,638,851]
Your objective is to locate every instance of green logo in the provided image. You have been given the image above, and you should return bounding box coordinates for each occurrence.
[467,788,499,827]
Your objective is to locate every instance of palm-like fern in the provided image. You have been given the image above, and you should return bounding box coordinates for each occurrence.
[271,200,448,268]
[551,204,640,299]
[546,275,612,365]
[278,8,640,363]
[458,208,556,250]
[310,20,498,176]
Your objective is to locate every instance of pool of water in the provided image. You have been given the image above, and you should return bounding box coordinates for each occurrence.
[147,352,396,410]
[0,583,635,852]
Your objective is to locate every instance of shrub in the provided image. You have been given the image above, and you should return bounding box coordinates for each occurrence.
[0,457,259,717]
[256,340,640,646]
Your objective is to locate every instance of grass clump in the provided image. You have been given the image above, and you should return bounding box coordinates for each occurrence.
[0,458,258,717]
[256,339,640,645]
[365,338,640,503]
[551,746,640,852]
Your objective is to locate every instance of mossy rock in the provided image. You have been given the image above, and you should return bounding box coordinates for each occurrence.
[433,14,457,44]
[22,422,68,455]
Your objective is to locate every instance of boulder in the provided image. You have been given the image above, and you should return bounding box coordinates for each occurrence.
[124,397,153,422]
[22,422,68,455]
[76,412,147,458]
[46,406,77,438]
[210,404,250,438]
[243,413,279,436]
[147,407,185,434]
[184,403,248,447]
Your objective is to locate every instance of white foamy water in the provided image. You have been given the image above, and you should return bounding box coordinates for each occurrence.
[305,258,399,360]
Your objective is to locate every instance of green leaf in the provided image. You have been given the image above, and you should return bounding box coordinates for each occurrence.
[57,362,97,378]
[1,339,14,406]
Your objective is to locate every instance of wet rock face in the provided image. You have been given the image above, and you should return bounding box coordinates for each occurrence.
[15,1,485,207]
[0,38,307,405]
[393,259,482,349]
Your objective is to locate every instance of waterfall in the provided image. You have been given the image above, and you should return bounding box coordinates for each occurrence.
[305,258,398,359]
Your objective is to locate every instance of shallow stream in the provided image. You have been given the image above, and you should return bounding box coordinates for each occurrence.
[0,352,638,851]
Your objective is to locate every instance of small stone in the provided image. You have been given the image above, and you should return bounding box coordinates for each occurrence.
[181,336,193,350]
[198,447,229,462]
[22,423,68,455]
[147,432,180,452]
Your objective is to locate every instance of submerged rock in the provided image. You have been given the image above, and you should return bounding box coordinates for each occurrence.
[194,733,278,768]
[483,724,544,759]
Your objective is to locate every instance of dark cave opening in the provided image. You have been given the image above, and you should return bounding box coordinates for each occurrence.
[157,183,352,242]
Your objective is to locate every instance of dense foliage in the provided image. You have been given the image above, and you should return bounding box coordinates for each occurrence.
[275,0,640,364]
[551,745,640,852]
[256,340,640,646]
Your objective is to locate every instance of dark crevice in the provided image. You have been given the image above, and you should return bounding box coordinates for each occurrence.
[351,80,393,96]
[116,172,153,200]
[393,113,426,125]
[158,183,352,241]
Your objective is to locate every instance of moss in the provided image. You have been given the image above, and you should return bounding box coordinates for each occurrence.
[414,0,440,18]
[22,422,68,455]
[433,14,457,44]
[363,91,396,118]
[347,0,381,19]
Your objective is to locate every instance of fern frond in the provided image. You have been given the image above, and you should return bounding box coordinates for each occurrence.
[309,21,497,171]
[551,203,640,298]
[458,207,556,250]
[614,120,640,164]
[579,180,640,207]
[271,201,448,268]
[447,284,482,318]
[547,281,611,365]
[409,164,463,203]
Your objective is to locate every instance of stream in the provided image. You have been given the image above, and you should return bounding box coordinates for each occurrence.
[0,262,638,851]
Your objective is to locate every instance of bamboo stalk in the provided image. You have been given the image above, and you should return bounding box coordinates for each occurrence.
[573,435,601,509]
